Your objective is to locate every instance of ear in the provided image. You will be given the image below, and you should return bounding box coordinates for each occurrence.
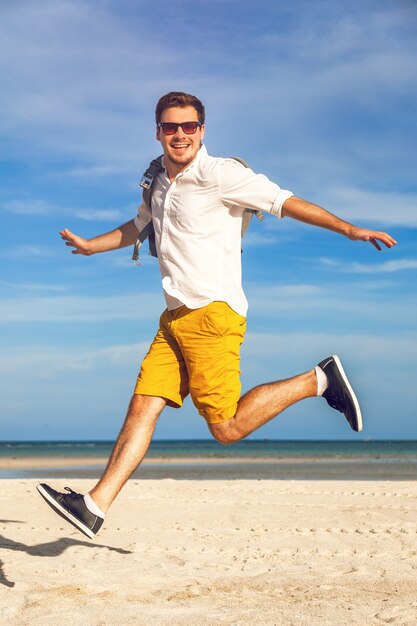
[156,126,161,141]
[200,124,205,142]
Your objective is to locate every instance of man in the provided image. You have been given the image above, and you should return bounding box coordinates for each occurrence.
[37,92,396,539]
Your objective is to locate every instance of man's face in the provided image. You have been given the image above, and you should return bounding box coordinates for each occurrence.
[156,106,205,174]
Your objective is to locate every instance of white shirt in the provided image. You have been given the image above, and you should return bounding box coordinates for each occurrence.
[134,145,293,316]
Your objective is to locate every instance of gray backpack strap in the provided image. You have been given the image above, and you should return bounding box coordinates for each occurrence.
[140,156,165,191]
[132,156,164,265]
[132,221,156,264]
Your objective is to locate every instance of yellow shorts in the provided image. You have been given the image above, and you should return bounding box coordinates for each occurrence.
[134,301,246,424]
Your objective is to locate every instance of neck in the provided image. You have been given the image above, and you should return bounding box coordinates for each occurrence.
[164,145,202,182]
[165,159,186,182]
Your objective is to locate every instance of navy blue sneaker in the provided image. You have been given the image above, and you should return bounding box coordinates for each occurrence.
[318,355,363,432]
[37,484,104,538]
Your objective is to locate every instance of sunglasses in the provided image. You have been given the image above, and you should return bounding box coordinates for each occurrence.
[157,121,203,135]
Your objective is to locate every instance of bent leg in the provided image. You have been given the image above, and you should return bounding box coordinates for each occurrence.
[209,369,317,444]
[89,394,166,512]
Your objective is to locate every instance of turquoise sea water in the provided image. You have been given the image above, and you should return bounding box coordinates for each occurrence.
[1,440,416,480]
[1,439,417,459]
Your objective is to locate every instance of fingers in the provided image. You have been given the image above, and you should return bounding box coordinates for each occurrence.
[59,228,91,255]
[375,232,397,249]
[385,234,398,248]
[60,228,80,247]
[60,228,80,252]
[360,229,397,250]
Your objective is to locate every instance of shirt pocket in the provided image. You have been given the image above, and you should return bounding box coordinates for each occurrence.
[169,186,220,237]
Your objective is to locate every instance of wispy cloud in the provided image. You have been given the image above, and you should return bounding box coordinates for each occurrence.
[244,330,417,363]
[319,257,417,274]
[65,164,129,178]
[245,281,417,331]
[2,199,126,222]
[74,209,124,221]
[0,342,150,377]
[323,188,417,227]
[0,281,67,292]
[242,231,281,246]
[1,0,415,182]
[1,200,51,215]
[0,293,162,323]
[2,244,58,259]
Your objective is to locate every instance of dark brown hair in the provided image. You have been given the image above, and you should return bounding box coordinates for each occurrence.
[155,92,205,125]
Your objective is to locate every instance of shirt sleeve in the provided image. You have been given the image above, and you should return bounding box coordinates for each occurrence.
[217,159,293,218]
[134,200,152,232]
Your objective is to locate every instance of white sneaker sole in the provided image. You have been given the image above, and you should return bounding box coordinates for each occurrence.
[36,484,96,539]
[332,354,363,432]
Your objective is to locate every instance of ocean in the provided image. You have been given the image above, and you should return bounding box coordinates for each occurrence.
[1,439,417,460]
[1,440,416,480]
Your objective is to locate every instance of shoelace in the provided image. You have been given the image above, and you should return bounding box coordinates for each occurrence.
[64,487,82,499]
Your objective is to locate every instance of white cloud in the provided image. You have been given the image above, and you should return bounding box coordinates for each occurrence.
[2,244,58,259]
[241,330,417,411]
[0,0,182,164]
[242,231,281,246]
[0,281,67,292]
[244,330,417,363]
[2,329,415,439]
[320,257,417,274]
[1,200,51,215]
[245,281,417,329]
[2,199,127,222]
[323,188,417,227]
[1,0,415,178]
[0,342,150,378]
[74,209,124,222]
[65,164,129,178]
[0,293,162,323]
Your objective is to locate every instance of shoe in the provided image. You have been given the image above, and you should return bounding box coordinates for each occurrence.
[318,354,363,432]
[36,484,104,539]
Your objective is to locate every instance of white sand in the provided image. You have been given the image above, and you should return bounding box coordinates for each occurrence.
[1,479,416,625]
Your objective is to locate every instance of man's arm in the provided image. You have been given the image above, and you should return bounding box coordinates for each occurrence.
[59,219,139,255]
[281,196,397,251]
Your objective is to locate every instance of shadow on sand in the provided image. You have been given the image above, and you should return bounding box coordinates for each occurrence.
[0,519,132,587]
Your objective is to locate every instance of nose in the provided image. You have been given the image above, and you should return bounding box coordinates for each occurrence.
[172,124,186,138]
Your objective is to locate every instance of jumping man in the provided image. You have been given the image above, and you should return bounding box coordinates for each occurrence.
[37,92,397,538]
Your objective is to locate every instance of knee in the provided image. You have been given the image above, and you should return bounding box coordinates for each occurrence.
[209,421,242,445]
[127,394,166,423]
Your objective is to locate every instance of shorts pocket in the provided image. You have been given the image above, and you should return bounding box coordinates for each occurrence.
[203,303,229,337]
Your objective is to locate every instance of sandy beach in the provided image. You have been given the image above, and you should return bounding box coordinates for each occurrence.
[1,453,417,481]
[1,477,416,625]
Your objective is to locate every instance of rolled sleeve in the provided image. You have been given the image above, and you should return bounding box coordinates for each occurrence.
[270,189,294,218]
[218,159,293,218]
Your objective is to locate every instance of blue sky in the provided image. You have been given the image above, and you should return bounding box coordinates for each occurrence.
[1,0,416,441]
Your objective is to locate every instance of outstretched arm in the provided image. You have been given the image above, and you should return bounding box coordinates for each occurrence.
[281,196,397,251]
[60,219,139,255]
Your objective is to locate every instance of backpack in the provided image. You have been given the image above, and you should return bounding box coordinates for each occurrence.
[132,155,264,265]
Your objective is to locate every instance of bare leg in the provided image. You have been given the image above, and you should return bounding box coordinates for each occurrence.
[209,369,317,444]
[89,394,166,512]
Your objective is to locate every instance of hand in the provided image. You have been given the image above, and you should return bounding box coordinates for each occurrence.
[59,228,94,255]
[347,227,397,251]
